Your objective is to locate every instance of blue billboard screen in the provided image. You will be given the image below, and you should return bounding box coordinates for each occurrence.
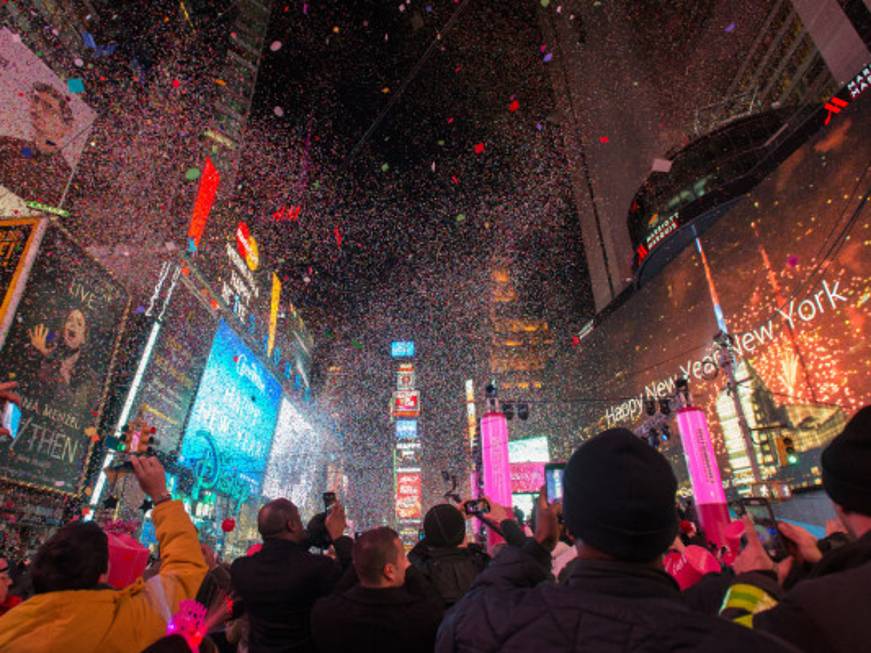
[180,320,282,502]
[396,419,418,440]
[390,340,415,358]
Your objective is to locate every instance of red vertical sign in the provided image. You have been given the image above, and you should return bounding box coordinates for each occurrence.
[187,157,220,248]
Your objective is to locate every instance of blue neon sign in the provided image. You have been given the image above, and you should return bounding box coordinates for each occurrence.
[391,341,415,358]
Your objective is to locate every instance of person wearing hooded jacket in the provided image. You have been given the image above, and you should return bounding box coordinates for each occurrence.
[408,503,489,608]
[0,455,207,653]
[722,405,871,652]
[436,428,799,653]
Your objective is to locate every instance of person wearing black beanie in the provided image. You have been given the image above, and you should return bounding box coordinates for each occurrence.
[437,428,794,653]
[721,404,871,653]
[563,427,679,562]
[422,504,466,547]
[408,503,489,607]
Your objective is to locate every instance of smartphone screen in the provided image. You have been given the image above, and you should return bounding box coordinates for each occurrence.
[2,402,21,440]
[544,463,565,502]
[323,492,337,511]
[740,497,788,561]
[463,499,490,515]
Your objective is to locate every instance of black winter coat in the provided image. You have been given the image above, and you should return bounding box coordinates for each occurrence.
[746,529,871,652]
[230,536,353,653]
[408,542,489,607]
[310,566,445,653]
[436,541,799,653]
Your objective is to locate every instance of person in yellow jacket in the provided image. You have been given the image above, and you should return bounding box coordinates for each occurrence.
[0,455,207,653]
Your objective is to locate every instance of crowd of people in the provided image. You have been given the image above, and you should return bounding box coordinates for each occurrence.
[0,405,869,652]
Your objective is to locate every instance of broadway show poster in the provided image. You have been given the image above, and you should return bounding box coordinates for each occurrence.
[129,277,215,455]
[0,28,96,216]
[0,218,40,327]
[0,225,129,493]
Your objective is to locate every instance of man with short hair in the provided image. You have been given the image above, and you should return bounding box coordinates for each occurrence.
[230,498,351,653]
[0,456,207,653]
[722,405,871,652]
[311,527,444,653]
[436,428,797,652]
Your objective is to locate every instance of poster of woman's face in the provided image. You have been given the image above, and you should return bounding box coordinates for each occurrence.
[0,225,128,494]
[0,28,96,215]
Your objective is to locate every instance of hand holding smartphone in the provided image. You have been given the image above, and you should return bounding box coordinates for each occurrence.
[323,491,337,512]
[0,381,23,442]
[544,463,566,502]
[736,497,789,561]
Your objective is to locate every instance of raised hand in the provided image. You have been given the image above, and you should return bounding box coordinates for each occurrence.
[27,324,54,356]
[325,501,347,541]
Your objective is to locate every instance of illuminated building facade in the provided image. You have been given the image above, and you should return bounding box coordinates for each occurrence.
[489,265,554,401]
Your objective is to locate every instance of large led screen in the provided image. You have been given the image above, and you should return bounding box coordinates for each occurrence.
[570,99,870,492]
[262,397,324,518]
[180,320,281,504]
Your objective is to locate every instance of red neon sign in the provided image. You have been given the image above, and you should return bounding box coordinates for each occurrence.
[187,157,219,249]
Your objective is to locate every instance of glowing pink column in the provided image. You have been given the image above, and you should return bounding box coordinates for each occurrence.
[676,406,730,548]
[480,411,511,546]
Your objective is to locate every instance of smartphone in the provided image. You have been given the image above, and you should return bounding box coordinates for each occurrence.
[544,463,566,502]
[323,492,337,511]
[1,402,21,440]
[738,497,789,561]
[462,499,491,515]
[418,528,426,542]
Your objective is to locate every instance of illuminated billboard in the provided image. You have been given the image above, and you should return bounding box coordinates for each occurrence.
[570,98,871,492]
[390,340,415,358]
[508,436,550,463]
[396,471,422,521]
[262,397,323,518]
[0,28,96,215]
[180,320,281,503]
[396,419,418,440]
[392,390,420,418]
[0,225,128,493]
[395,440,422,470]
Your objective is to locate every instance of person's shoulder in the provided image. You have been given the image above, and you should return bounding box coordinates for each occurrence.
[230,554,254,577]
[786,556,871,607]
[310,590,348,623]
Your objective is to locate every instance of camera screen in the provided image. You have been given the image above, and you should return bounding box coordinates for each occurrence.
[545,466,564,502]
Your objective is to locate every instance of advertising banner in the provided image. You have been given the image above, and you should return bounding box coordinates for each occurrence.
[395,470,422,521]
[0,217,40,332]
[481,412,512,508]
[396,368,415,391]
[396,419,418,440]
[390,341,415,358]
[510,462,545,494]
[395,440,422,469]
[262,397,323,518]
[392,390,420,418]
[267,272,281,357]
[0,28,96,215]
[187,157,219,249]
[0,225,128,493]
[180,320,281,504]
[129,279,215,454]
[571,99,871,491]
